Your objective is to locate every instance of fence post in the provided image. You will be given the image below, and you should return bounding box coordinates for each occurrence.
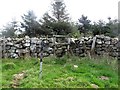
[67,38,70,57]
[0,40,2,58]
[91,36,97,58]
[39,51,43,79]
[39,40,44,79]
[53,36,56,56]
[3,36,6,58]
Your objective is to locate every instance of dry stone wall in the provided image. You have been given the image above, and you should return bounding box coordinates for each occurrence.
[0,35,119,59]
[70,35,119,58]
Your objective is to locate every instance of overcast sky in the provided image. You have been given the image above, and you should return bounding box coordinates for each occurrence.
[0,0,119,29]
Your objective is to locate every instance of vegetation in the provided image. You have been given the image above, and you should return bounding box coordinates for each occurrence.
[78,15,91,37]
[2,56,118,88]
[21,10,41,37]
[0,0,119,89]
[1,20,19,37]
[0,0,119,38]
[39,0,72,35]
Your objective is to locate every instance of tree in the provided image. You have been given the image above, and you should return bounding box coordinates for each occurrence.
[118,21,120,36]
[21,10,41,37]
[1,20,19,37]
[39,13,54,35]
[92,20,103,36]
[39,0,72,35]
[78,15,91,37]
[106,18,118,37]
[51,0,70,22]
[51,21,72,35]
[92,18,118,37]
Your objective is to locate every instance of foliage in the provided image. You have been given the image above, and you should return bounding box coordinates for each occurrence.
[68,22,81,38]
[91,18,119,37]
[51,21,72,35]
[106,18,119,37]
[39,13,54,35]
[1,20,19,37]
[51,0,70,22]
[21,10,41,37]
[39,0,72,35]
[92,20,110,36]
[78,15,91,37]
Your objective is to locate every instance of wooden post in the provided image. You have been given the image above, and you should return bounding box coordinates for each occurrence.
[0,48,2,58]
[39,51,43,79]
[91,36,97,58]
[39,40,44,79]
[67,38,70,57]
[53,36,56,56]
[0,40,2,58]
[3,36,6,58]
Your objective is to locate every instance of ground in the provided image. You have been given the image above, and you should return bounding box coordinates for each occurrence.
[1,55,118,88]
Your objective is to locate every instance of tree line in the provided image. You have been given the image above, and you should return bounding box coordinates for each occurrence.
[0,0,119,38]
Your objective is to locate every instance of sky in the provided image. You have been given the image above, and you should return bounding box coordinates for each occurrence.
[0,0,119,30]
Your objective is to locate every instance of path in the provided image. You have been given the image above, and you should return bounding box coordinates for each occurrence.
[10,71,27,88]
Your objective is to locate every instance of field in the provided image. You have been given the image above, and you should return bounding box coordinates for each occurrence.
[1,55,118,88]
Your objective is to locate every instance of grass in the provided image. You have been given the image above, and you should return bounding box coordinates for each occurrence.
[1,55,118,88]
[0,59,2,90]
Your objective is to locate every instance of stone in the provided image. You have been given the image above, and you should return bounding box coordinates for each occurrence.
[24,43,30,47]
[105,36,111,41]
[6,42,14,46]
[0,35,119,58]
[73,65,78,68]
[96,39,102,44]
[14,44,20,48]
[105,41,111,45]
[99,76,109,80]
[91,84,99,88]
[25,39,30,43]
[0,45,2,58]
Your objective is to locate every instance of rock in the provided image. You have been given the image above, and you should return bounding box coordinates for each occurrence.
[24,43,30,47]
[11,53,19,58]
[104,36,111,41]
[14,44,20,48]
[25,39,30,43]
[105,41,111,45]
[25,36,29,39]
[99,76,109,80]
[96,39,102,44]
[91,84,99,88]
[73,65,78,68]
[0,45,2,58]
[7,37,12,41]
[0,35,119,58]
[11,71,27,88]
[84,37,89,41]
[30,45,36,51]
[6,42,14,46]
